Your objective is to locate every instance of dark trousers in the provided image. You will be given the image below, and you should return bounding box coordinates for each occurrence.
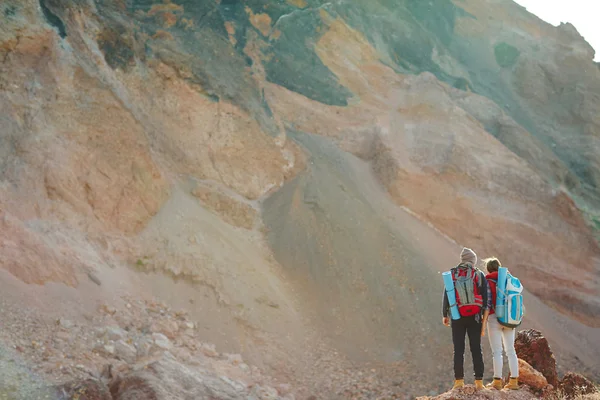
[451,316,484,379]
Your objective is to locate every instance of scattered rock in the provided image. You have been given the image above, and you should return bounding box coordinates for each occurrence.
[518,358,548,390]
[239,363,250,372]
[276,383,292,396]
[559,372,597,399]
[75,364,95,376]
[251,384,279,400]
[220,375,247,392]
[135,337,154,358]
[151,333,172,350]
[174,311,189,319]
[200,343,219,358]
[99,305,117,315]
[169,347,194,363]
[182,321,195,330]
[87,271,102,286]
[226,353,244,366]
[102,326,128,342]
[104,344,116,356]
[115,340,137,364]
[94,343,116,356]
[540,385,555,398]
[514,329,559,387]
[255,295,280,309]
[58,318,74,329]
[150,320,179,339]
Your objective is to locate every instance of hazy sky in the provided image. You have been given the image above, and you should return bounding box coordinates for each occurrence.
[514,0,599,61]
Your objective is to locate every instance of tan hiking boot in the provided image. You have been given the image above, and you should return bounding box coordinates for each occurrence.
[504,377,519,390]
[475,379,484,390]
[487,378,503,390]
[452,379,465,390]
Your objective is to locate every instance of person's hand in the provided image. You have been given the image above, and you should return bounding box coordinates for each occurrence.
[481,322,487,337]
[443,317,450,327]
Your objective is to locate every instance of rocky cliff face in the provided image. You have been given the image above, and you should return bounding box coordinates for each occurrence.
[1,0,599,397]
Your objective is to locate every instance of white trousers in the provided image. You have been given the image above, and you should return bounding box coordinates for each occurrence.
[487,317,519,378]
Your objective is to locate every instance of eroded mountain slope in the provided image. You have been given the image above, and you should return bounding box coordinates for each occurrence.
[1,0,599,397]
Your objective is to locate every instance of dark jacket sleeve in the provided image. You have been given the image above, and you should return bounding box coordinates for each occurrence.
[479,271,489,311]
[442,287,449,318]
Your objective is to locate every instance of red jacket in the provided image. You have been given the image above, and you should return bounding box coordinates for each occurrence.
[486,271,498,314]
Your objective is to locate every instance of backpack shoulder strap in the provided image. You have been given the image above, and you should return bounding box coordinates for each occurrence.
[475,268,485,285]
[465,265,477,278]
[450,265,460,278]
[455,263,469,271]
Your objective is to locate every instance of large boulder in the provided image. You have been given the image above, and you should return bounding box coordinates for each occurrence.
[514,329,559,387]
[108,355,283,400]
[518,358,549,391]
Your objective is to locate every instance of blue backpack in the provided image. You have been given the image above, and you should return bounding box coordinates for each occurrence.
[494,267,525,328]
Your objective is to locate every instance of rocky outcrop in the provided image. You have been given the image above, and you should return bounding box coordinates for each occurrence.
[515,329,559,387]
[559,372,597,399]
[401,327,600,399]
[109,355,289,400]
[415,386,539,400]
[511,330,598,399]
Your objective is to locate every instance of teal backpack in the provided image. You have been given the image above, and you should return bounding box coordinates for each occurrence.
[495,267,525,328]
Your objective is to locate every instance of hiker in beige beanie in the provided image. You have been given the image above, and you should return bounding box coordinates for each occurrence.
[442,247,489,390]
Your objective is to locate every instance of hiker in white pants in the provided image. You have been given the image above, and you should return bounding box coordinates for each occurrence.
[483,257,519,390]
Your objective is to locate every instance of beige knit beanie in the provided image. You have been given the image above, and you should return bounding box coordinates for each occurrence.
[460,247,477,266]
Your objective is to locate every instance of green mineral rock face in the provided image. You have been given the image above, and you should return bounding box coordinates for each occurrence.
[494,42,521,68]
